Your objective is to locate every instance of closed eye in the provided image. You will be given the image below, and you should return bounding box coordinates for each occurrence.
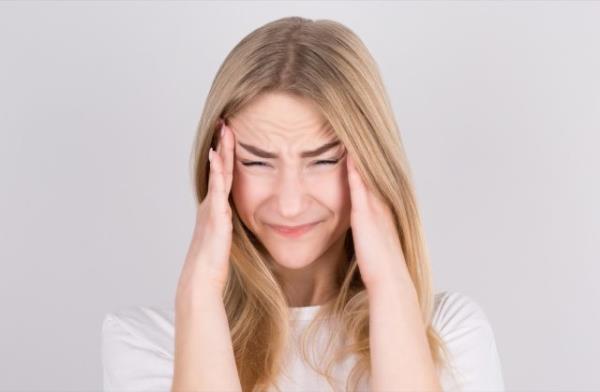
[241,159,340,167]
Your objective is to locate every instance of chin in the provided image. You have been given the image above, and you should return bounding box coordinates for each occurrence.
[263,242,321,270]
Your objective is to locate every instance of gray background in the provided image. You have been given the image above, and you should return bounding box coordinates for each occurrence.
[1,1,598,391]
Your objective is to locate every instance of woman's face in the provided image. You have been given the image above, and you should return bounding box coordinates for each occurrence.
[229,92,351,273]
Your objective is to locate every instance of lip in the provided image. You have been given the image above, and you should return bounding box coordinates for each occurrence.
[269,221,320,238]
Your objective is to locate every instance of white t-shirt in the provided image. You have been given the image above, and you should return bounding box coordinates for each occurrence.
[102,290,505,391]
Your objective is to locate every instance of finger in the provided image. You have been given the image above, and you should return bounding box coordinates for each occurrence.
[213,120,230,213]
[214,121,231,197]
[347,154,368,213]
[216,122,227,170]
[207,147,219,195]
[221,124,234,195]
[208,147,228,213]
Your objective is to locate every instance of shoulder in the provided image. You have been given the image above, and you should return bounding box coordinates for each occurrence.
[431,290,505,391]
[101,305,175,391]
[102,305,175,358]
[432,290,491,333]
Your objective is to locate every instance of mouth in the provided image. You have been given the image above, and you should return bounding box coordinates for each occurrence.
[268,221,321,238]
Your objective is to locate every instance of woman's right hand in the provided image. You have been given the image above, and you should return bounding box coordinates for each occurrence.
[176,118,235,302]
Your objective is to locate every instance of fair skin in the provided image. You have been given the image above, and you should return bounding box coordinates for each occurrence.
[228,92,351,307]
[172,91,441,391]
[228,92,440,389]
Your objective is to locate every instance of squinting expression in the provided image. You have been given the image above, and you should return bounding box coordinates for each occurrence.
[228,92,352,271]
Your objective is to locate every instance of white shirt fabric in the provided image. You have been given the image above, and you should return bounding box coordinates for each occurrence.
[102,290,505,391]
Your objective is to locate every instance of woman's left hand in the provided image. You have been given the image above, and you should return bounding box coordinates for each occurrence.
[346,154,410,291]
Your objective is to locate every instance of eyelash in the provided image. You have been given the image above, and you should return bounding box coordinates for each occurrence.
[241,159,340,167]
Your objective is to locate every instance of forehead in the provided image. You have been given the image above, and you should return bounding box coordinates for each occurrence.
[229,93,335,142]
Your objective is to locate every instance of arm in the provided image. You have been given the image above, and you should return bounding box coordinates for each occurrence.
[368,270,442,392]
[171,280,242,392]
[172,120,241,391]
[343,154,442,390]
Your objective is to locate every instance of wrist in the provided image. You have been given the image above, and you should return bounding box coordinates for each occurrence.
[176,277,224,311]
[366,267,416,300]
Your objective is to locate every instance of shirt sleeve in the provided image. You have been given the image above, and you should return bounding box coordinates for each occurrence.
[435,291,505,392]
[101,312,174,392]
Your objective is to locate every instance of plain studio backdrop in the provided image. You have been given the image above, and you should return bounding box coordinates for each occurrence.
[1,1,598,391]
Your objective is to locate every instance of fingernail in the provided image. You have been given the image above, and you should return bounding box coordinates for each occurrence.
[208,148,213,162]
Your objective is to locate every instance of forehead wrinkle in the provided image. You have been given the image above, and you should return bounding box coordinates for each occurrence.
[251,119,331,141]
[230,120,340,159]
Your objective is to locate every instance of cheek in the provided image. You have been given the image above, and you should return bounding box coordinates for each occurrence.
[231,165,266,224]
[305,169,351,217]
[327,170,352,216]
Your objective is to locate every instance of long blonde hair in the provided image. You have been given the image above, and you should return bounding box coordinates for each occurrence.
[190,16,454,392]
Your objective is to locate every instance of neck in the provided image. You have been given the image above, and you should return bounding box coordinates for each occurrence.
[271,232,348,307]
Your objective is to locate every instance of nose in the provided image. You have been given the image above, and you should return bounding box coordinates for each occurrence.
[274,166,311,220]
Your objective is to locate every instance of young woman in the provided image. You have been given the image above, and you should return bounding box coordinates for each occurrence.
[102,16,504,392]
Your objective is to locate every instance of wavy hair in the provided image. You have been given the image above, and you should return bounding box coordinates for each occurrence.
[189,16,457,392]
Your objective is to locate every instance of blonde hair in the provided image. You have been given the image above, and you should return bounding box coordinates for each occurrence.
[190,16,456,392]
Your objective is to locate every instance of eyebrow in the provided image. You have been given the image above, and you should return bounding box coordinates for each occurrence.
[237,139,342,159]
